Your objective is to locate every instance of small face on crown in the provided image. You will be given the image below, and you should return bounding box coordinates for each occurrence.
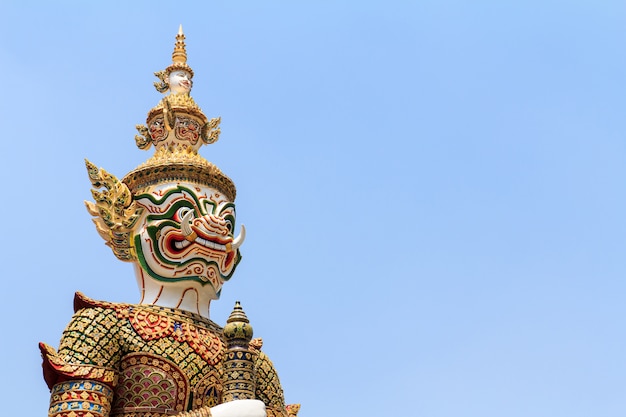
[169,70,192,94]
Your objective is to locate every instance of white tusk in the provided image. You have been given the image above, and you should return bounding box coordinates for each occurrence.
[231,224,246,250]
[181,210,197,241]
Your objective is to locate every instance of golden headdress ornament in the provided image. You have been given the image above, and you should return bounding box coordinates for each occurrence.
[127,25,231,199]
[86,26,233,261]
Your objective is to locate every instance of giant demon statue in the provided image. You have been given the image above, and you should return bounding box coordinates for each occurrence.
[39,26,299,417]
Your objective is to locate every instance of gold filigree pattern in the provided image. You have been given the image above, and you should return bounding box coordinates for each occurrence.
[40,342,119,386]
[84,160,144,261]
[222,351,256,402]
[285,404,301,416]
[192,371,222,409]
[129,310,173,341]
[147,95,206,123]
[48,380,113,417]
[76,294,225,367]
[200,117,221,145]
[254,351,288,416]
[122,145,236,201]
[135,125,152,150]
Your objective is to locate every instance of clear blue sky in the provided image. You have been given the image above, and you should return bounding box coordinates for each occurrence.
[1,2,625,416]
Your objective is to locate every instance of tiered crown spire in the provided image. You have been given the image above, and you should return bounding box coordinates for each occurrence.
[123,26,233,200]
[166,24,194,78]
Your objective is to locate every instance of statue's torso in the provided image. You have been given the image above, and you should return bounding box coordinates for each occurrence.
[58,296,225,416]
[42,294,288,417]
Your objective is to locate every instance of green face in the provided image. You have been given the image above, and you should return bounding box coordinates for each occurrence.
[133,183,242,298]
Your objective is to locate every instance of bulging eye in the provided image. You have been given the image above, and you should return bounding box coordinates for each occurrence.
[176,207,193,222]
[225,220,233,234]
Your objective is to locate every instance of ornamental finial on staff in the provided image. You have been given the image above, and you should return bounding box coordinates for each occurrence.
[222,302,257,402]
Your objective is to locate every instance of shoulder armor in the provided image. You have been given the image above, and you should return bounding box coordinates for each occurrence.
[39,342,118,390]
[73,291,129,313]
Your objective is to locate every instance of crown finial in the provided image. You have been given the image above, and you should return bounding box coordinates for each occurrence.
[124,26,227,200]
[160,25,194,79]
[172,24,187,65]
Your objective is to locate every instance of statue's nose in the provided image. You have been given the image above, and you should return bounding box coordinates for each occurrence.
[205,213,221,222]
[198,214,229,235]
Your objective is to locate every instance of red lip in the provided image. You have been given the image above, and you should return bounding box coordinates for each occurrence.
[165,232,190,254]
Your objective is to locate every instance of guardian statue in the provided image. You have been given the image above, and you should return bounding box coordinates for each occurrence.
[39,26,299,417]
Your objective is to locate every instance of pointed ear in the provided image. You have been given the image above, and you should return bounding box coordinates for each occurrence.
[84,159,143,261]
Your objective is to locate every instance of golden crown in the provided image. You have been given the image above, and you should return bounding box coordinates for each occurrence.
[123,25,234,200]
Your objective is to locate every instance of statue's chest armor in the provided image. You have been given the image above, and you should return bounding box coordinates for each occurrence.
[111,307,225,416]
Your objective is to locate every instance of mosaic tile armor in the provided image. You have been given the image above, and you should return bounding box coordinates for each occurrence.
[41,293,288,417]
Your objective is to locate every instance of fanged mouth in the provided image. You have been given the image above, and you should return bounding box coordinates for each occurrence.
[170,211,245,259]
[166,232,237,267]
[169,232,230,252]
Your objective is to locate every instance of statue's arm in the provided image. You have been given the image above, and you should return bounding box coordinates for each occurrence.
[254,350,291,417]
[40,307,121,417]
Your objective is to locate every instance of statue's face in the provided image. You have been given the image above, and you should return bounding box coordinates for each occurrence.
[132,183,242,299]
[168,70,192,94]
